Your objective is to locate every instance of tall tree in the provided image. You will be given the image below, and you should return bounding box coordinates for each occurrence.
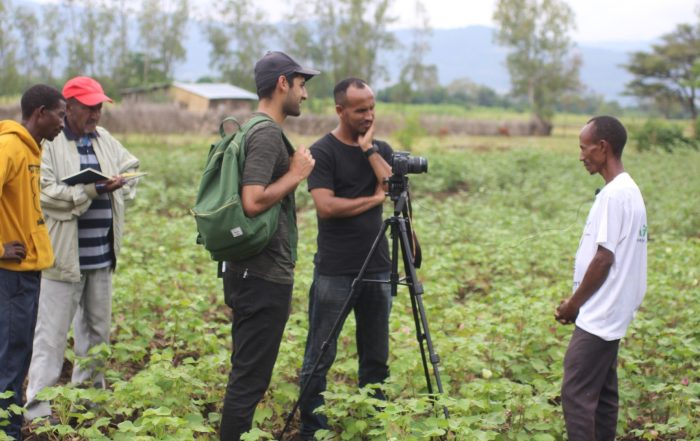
[62,0,98,78]
[107,0,133,91]
[625,23,700,120]
[138,0,163,84]
[493,0,581,135]
[280,1,329,94]
[397,0,439,101]
[13,7,40,82]
[40,3,66,83]
[282,0,336,96]
[92,0,121,77]
[0,0,22,94]
[285,0,398,88]
[133,0,190,85]
[160,0,189,79]
[204,0,274,91]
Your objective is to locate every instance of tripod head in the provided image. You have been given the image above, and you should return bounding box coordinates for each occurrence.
[387,173,410,209]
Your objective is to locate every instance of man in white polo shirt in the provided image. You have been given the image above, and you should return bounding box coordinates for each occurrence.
[555,115,647,441]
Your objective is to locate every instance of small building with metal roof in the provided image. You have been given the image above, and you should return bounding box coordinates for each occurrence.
[170,82,258,114]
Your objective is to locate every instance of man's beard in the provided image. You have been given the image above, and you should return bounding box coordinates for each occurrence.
[282,96,301,117]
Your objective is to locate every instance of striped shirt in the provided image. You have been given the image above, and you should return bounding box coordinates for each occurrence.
[76,134,113,270]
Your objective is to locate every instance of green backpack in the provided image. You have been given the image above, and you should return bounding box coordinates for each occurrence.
[191,115,296,262]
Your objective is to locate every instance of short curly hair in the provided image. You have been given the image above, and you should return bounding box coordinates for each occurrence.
[21,84,65,120]
[333,77,368,106]
[587,115,627,158]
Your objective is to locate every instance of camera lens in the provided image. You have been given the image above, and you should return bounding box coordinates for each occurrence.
[391,152,428,176]
[407,156,428,174]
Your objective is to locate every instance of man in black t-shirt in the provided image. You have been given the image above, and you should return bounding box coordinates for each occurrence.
[298,78,394,439]
[219,51,318,441]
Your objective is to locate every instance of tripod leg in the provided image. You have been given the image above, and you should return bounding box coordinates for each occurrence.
[390,220,400,298]
[408,290,434,393]
[395,217,432,393]
[396,217,450,419]
[279,218,393,440]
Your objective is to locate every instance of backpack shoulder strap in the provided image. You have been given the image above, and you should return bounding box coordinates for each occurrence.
[237,114,283,158]
[279,130,295,156]
[218,117,241,138]
[241,114,274,133]
[215,114,269,141]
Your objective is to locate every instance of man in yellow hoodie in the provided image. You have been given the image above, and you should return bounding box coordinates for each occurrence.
[0,84,65,440]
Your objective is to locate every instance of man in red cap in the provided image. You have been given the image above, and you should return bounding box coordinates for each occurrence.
[25,76,140,421]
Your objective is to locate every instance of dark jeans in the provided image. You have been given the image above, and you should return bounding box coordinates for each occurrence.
[219,270,292,441]
[0,269,41,441]
[299,272,392,438]
[562,326,620,441]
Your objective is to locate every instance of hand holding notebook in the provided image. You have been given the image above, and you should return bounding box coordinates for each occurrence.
[62,169,147,185]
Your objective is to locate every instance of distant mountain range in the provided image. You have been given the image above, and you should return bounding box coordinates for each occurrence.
[177,24,649,105]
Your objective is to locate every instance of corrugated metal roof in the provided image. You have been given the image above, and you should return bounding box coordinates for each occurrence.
[172,82,258,100]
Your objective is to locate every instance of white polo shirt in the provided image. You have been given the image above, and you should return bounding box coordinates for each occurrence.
[573,172,648,341]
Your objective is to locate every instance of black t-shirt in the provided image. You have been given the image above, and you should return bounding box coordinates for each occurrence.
[230,114,295,285]
[307,133,393,276]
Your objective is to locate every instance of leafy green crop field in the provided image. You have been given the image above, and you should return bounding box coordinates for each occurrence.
[9,131,699,441]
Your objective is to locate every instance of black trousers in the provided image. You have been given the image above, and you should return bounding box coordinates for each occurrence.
[220,271,292,441]
[562,326,620,441]
[0,269,41,441]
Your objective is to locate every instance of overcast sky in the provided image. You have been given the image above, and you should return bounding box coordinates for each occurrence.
[33,0,699,43]
[211,0,699,43]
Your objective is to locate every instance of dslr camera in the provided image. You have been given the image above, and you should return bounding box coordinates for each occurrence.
[387,152,428,201]
[391,151,428,176]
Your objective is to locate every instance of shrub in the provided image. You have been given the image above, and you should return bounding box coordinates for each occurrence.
[632,119,696,152]
[394,115,427,150]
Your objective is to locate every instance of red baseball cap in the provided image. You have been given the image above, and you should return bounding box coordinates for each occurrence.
[62,76,113,106]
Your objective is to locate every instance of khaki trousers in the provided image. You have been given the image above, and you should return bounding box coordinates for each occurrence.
[25,268,112,420]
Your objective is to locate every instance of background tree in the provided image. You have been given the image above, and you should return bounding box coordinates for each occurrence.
[625,23,700,121]
[204,0,274,91]
[40,3,66,84]
[13,7,40,83]
[132,0,190,86]
[337,0,397,85]
[160,0,189,80]
[62,0,98,78]
[285,0,398,89]
[493,0,581,135]
[445,78,507,107]
[0,0,22,94]
[92,1,122,78]
[557,88,623,115]
[394,0,439,103]
[108,0,135,94]
[138,0,165,85]
[281,1,332,98]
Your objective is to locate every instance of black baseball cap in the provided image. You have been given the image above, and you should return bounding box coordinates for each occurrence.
[254,51,320,94]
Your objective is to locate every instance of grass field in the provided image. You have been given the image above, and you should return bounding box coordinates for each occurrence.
[6,129,700,440]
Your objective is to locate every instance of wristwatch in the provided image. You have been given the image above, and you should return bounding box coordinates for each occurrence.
[364,144,379,158]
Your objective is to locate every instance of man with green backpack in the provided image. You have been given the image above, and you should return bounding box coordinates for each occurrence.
[216,51,318,441]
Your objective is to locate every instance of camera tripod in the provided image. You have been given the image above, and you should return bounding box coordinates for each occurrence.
[279,176,448,440]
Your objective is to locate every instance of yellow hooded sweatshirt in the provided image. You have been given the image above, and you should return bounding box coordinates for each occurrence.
[0,120,54,271]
